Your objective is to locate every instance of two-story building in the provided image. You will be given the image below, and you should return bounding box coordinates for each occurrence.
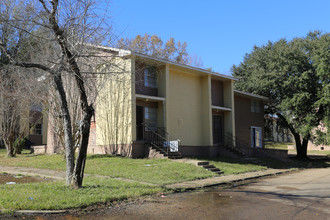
[73,46,267,158]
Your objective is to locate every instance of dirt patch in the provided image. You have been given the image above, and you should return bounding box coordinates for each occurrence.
[0,173,49,184]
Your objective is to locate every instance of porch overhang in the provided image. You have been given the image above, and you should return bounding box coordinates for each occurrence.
[135,94,166,102]
[212,105,232,112]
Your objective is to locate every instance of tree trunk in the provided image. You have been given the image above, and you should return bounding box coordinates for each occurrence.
[5,141,15,157]
[294,133,309,160]
[276,113,309,160]
[52,73,75,185]
[72,106,94,188]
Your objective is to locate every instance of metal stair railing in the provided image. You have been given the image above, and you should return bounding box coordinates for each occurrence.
[156,126,180,153]
[223,133,249,157]
[142,124,181,156]
[224,133,249,149]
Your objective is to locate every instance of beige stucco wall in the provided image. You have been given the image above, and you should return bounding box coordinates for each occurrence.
[42,111,48,145]
[201,75,213,145]
[167,69,210,146]
[20,109,30,138]
[223,80,235,137]
[96,57,134,147]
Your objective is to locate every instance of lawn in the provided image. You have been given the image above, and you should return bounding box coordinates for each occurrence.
[0,176,163,212]
[265,142,330,156]
[265,142,292,150]
[0,148,281,212]
[0,149,214,185]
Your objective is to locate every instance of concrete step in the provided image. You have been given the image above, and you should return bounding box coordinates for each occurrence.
[168,155,182,159]
[215,171,224,175]
[207,168,221,172]
[203,165,215,169]
[197,161,209,166]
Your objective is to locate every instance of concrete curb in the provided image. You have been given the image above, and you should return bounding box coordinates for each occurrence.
[15,210,67,214]
[165,169,297,190]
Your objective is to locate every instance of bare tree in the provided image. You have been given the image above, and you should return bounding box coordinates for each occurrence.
[117,33,204,67]
[0,0,45,157]
[0,0,114,188]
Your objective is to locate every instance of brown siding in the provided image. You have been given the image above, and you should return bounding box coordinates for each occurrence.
[211,80,224,106]
[234,95,264,147]
[135,61,158,96]
[212,109,224,116]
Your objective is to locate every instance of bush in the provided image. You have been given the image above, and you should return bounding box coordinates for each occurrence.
[0,139,5,149]
[13,137,27,154]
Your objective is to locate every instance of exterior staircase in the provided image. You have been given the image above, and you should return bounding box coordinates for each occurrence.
[197,161,224,175]
[143,124,182,159]
[222,133,249,158]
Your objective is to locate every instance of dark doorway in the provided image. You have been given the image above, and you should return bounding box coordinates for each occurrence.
[136,106,144,140]
[213,115,223,144]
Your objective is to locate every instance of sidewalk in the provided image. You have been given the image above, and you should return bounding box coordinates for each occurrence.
[165,168,293,190]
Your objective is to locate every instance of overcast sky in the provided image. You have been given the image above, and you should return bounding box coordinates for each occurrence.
[109,0,330,75]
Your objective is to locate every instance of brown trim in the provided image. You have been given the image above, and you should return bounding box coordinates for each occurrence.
[136,100,158,108]
[212,109,225,116]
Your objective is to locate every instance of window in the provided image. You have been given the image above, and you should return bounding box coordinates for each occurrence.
[144,67,157,88]
[30,124,42,135]
[144,107,157,130]
[251,100,261,113]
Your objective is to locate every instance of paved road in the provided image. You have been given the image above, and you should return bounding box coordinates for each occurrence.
[76,168,330,220]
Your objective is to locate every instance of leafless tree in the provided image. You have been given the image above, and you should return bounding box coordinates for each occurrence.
[117,33,204,67]
[0,0,115,188]
[0,0,46,157]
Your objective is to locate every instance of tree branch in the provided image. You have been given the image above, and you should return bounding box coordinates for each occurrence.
[38,0,50,14]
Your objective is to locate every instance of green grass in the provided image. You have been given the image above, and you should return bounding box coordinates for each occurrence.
[0,176,164,211]
[84,155,214,185]
[0,149,214,211]
[265,142,292,150]
[307,150,330,155]
[0,149,214,185]
[0,149,65,170]
[264,142,330,156]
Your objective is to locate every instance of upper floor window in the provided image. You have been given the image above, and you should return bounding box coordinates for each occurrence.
[144,67,157,88]
[251,100,261,113]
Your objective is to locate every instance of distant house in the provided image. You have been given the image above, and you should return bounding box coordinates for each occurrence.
[264,116,293,143]
[34,46,271,158]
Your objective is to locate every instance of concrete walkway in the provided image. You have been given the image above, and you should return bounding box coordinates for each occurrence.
[0,165,293,190]
[0,166,158,186]
[0,166,66,180]
[165,168,293,190]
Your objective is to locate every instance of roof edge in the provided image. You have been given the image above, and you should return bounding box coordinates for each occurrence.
[85,44,236,81]
[234,90,268,100]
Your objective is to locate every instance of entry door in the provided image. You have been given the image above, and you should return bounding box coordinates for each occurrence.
[251,127,262,148]
[213,115,224,144]
[136,106,144,140]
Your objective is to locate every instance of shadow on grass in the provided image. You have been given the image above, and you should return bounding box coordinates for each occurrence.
[195,155,330,170]
[87,154,117,160]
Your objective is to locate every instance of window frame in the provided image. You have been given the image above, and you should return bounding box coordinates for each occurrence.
[144,106,157,131]
[144,67,157,88]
